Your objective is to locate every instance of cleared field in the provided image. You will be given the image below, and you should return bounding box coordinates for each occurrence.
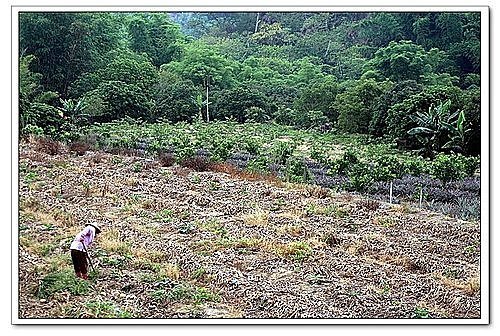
[18,139,480,319]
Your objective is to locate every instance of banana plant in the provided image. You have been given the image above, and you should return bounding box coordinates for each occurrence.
[407,100,459,156]
[58,98,90,124]
[442,109,471,153]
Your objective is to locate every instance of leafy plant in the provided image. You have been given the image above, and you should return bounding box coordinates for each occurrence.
[270,141,295,165]
[284,156,312,183]
[407,100,462,157]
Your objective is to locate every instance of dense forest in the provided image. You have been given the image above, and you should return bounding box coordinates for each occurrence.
[19,11,480,156]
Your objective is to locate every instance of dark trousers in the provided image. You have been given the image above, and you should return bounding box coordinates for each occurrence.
[70,249,88,277]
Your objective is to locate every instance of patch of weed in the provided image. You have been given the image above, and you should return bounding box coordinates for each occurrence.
[155,209,173,222]
[201,219,227,237]
[84,300,133,318]
[412,307,430,319]
[38,269,90,298]
[279,241,313,262]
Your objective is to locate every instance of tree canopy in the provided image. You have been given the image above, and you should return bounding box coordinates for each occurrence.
[19,11,481,155]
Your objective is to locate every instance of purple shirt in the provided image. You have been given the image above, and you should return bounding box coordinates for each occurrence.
[70,225,96,251]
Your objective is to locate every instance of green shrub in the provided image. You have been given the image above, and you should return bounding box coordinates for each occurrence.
[284,156,312,183]
[296,110,329,129]
[166,283,219,304]
[209,138,234,162]
[347,163,375,192]
[270,141,295,165]
[247,156,270,174]
[330,149,359,175]
[431,153,478,182]
[22,124,44,137]
[310,144,331,166]
[244,138,261,155]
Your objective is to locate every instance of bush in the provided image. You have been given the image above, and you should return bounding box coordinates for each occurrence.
[297,110,330,129]
[347,163,375,192]
[212,87,272,122]
[243,138,261,156]
[247,156,270,174]
[244,106,270,123]
[273,107,299,126]
[22,124,44,137]
[154,71,199,122]
[208,138,234,162]
[385,84,465,148]
[270,141,295,165]
[69,141,91,155]
[284,156,312,183]
[180,156,212,172]
[431,153,479,182]
[158,151,175,167]
[35,137,62,155]
[89,81,154,122]
[330,149,359,175]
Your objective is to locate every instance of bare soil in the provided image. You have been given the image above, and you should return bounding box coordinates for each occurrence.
[18,140,481,320]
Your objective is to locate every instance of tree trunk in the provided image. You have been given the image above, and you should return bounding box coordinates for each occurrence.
[254,13,260,33]
[206,84,210,122]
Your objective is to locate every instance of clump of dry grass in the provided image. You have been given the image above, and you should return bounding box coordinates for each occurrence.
[35,137,62,155]
[275,241,313,261]
[172,166,191,177]
[19,197,43,212]
[373,215,397,228]
[90,152,105,164]
[277,223,304,236]
[357,199,380,211]
[125,177,139,187]
[435,273,480,296]
[346,240,366,255]
[158,152,175,167]
[180,156,213,172]
[99,228,131,255]
[241,209,270,227]
[323,232,341,247]
[232,237,262,249]
[310,186,331,198]
[69,141,90,156]
[209,162,279,183]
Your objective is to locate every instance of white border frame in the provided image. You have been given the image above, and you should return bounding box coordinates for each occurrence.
[11,5,490,325]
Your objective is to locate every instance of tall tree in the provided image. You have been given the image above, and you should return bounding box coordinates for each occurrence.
[19,12,121,97]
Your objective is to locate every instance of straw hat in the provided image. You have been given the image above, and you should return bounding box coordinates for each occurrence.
[88,223,102,234]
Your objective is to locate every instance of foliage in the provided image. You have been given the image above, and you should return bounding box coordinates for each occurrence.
[86,81,154,122]
[154,69,199,122]
[293,75,338,121]
[38,270,90,298]
[407,99,463,156]
[334,78,392,133]
[369,80,422,137]
[386,84,465,150]
[284,156,312,183]
[83,300,133,318]
[431,153,479,182]
[128,13,186,67]
[19,11,480,173]
[211,86,273,122]
[367,40,452,82]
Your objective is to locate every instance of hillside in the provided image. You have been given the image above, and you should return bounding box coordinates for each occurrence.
[18,139,480,319]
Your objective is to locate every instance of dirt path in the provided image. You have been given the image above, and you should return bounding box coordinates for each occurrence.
[18,141,480,319]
